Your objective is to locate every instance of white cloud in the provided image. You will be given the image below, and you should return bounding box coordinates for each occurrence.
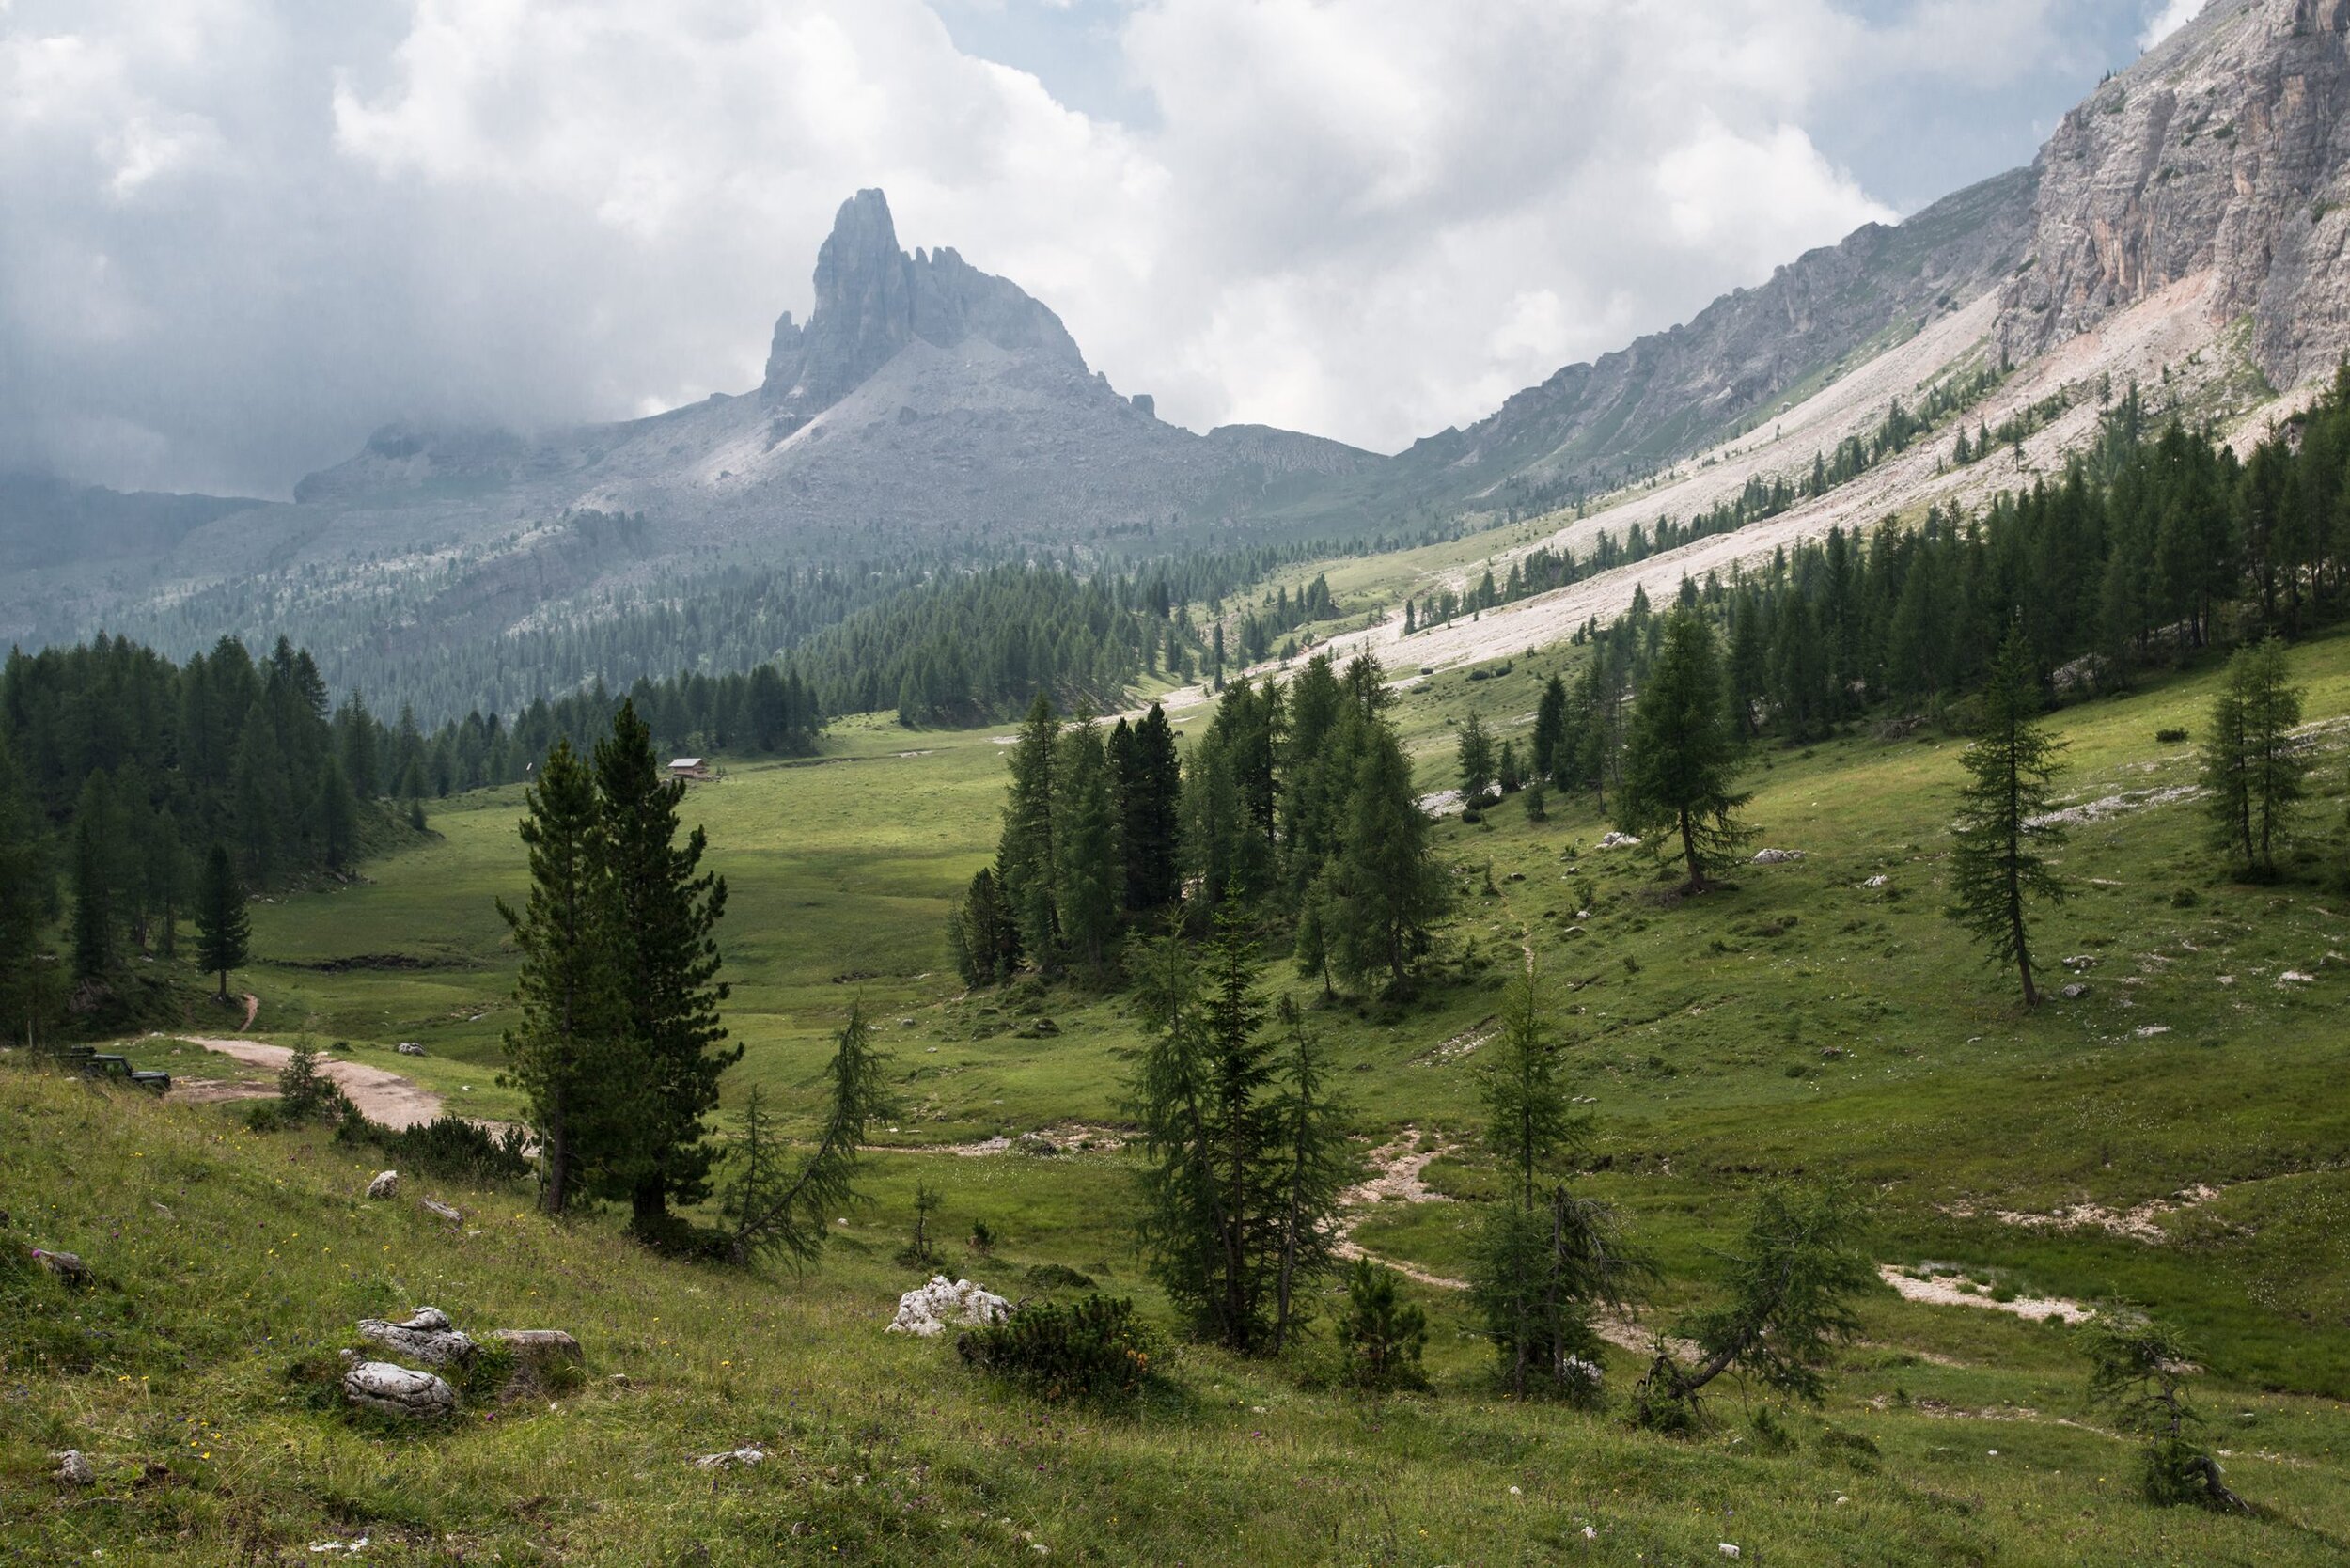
[2139,0,2204,50]
[0,0,2125,494]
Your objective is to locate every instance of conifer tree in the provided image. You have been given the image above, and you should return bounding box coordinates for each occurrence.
[592,700,739,1240]
[949,866,1022,985]
[1323,720,1448,990]
[1466,966,1643,1399]
[1532,675,1568,781]
[1131,917,1343,1355]
[498,739,622,1215]
[720,1002,897,1269]
[1456,712,1496,807]
[70,815,114,982]
[1619,611,1754,892]
[1948,630,2067,1006]
[1053,717,1120,968]
[1111,704,1183,915]
[2200,636,2307,878]
[998,693,1061,966]
[195,842,250,1003]
[0,734,48,1038]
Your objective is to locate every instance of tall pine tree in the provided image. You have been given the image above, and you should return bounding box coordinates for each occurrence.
[1619,611,1755,892]
[593,700,739,1240]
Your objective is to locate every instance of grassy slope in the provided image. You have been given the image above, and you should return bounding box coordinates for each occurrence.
[12,636,2350,1563]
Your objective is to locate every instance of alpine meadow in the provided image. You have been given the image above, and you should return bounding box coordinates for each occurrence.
[8,3,2350,1564]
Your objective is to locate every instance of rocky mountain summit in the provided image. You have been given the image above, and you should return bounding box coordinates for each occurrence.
[1998,0,2350,388]
[761,189,1087,415]
[285,187,1368,546]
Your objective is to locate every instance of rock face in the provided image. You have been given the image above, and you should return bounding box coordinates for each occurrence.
[342,1359,457,1419]
[1999,0,2350,387]
[357,1307,478,1367]
[1387,165,2038,509]
[762,190,1085,415]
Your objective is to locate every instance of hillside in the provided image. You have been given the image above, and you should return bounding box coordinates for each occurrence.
[11,626,2349,1562]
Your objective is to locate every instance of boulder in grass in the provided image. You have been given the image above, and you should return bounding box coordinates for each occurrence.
[30,1248,89,1285]
[342,1359,456,1419]
[357,1306,478,1366]
[52,1450,95,1486]
[1751,848,1804,865]
[886,1276,1010,1337]
[696,1448,766,1470]
[366,1170,400,1200]
[1594,831,1641,851]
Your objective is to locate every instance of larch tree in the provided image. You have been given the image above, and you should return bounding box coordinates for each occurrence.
[2200,636,2308,878]
[1947,629,2067,1006]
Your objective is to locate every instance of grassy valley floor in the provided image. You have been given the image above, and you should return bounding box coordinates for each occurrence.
[9,635,2350,1563]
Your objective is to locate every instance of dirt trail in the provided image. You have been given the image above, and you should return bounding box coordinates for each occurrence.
[172,1037,446,1130]
[240,992,259,1029]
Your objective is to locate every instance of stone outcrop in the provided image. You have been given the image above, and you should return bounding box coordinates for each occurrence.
[1998,0,2350,387]
[886,1276,1010,1337]
[342,1359,457,1419]
[357,1306,478,1367]
[761,189,1085,415]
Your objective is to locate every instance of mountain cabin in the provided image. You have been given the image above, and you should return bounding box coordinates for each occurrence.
[667,757,716,782]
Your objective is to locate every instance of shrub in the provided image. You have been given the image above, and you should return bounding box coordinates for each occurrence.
[2155,728,2189,744]
[1338,1259,1430,1392]
[337,1111,531,1185]
[956,1294,1156,1404]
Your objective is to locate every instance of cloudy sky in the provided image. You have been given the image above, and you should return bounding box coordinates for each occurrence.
[1,0,2204,497]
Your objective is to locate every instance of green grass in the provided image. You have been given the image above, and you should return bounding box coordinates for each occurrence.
[16,632,2350,1562]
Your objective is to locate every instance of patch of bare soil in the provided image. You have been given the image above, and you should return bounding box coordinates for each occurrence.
[178,1037,446,1131]
[1944,1184,2226,1244]
[1878,1264,2093,1324]
[862,1122,1127,1157]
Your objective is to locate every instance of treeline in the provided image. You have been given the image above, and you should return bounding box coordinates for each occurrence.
[952,651,1449,995]
[787,564,1206,726]
[0,633,428,1031]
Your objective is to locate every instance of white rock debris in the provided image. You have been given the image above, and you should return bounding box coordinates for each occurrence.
[886,1276,1011,1338]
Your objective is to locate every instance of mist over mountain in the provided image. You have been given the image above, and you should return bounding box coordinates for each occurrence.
[8,0,2348,728]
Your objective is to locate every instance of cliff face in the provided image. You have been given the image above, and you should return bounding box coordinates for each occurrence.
[760,190,1085,413]
[1999,0,2350,387]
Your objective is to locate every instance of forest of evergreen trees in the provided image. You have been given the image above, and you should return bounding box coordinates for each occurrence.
[1515,372,2350,813]
[952,651,1449,996]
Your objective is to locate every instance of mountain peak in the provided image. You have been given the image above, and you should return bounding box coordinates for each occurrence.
[760,188,1085,413]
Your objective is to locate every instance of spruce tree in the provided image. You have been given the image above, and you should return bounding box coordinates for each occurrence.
[1113,703,1183,916]
[1619,611,1754,892]
[194,842,250,1003]
[2201,636,2307,878]
[949,866,1022,985]
[592,700,739,1241]
[1532,676,1568,781]
[1456,712,1496,807]
[0,734,49,1040]
[998,693,1061,966]
[497,739,623,1215]
[1052,718,1120,968]
[70,815,114,982]
[1324,719,1448,990]
[1948,630,2067,1006]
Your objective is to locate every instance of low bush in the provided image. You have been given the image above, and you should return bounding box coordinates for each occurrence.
[956,1294,1156,1404]
[337,1112,532,1185]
